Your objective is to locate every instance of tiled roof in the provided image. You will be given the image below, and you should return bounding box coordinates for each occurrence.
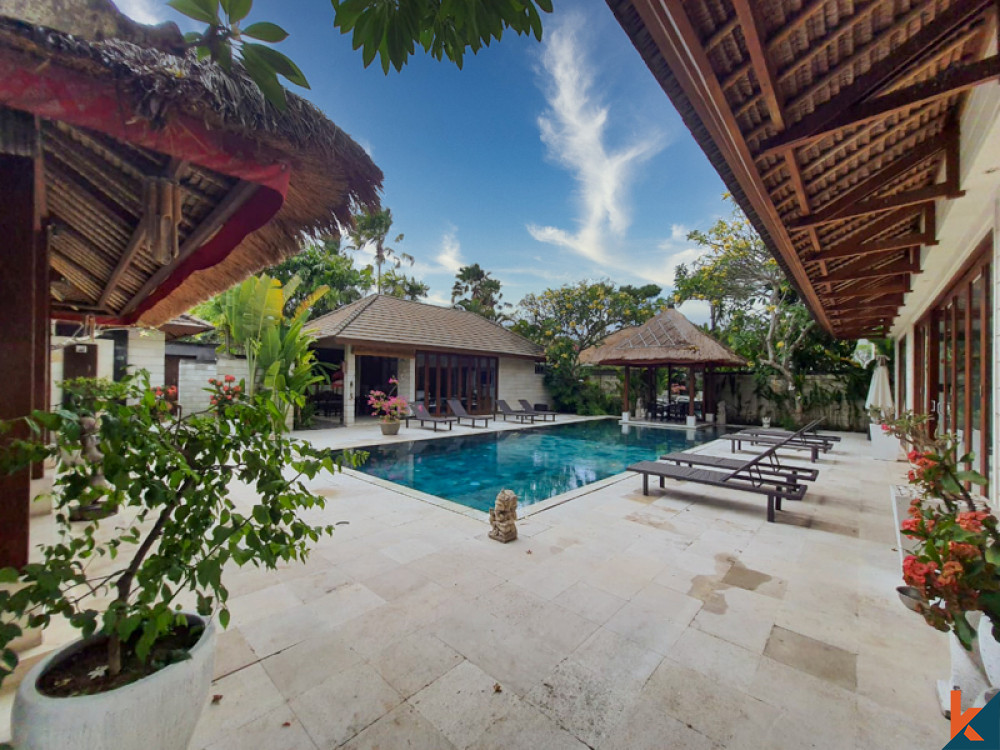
[579,308,746,367]
[308,295,544,359]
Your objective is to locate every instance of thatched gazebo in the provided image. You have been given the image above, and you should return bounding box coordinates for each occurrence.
[0,0,382,568]
[580,307,745,422]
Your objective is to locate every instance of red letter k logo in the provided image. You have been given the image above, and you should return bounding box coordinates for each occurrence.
[952,690,985,741]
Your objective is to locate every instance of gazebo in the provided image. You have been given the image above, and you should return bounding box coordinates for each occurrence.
[579,307,746,424]
[0,1,382,569]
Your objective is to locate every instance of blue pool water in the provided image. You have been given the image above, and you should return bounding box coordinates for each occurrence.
[343,419,727,512]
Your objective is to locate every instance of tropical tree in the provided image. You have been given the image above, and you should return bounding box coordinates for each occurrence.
[380,269,430,300]
[347,209,411,294]
[513,281,665,413]
[672,195,829,420]
[451,264,509,320]
[269,236,374,317]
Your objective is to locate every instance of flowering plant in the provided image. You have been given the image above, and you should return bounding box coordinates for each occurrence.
[882,411,996,649]
[367,377,408,423]
[207,374,244,414]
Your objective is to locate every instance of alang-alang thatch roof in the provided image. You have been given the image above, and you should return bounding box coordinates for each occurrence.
[0,0,383,326]
[579,307,746,368]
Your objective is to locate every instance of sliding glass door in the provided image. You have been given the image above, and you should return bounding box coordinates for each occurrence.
[415,351,498,415]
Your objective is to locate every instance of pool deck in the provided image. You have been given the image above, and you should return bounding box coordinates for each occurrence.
[2,418,953,748]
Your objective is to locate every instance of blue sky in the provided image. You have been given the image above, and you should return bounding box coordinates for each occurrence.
[119,0,728,321]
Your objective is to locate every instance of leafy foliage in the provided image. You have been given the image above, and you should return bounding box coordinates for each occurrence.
[330,0,554,73]
[379,269,430,300]
[451,264,510,321]
[0,374,364,689]
[346,209,411,294]
[513,280,665,413]
[269,237,375,318]
[170,0,306,110]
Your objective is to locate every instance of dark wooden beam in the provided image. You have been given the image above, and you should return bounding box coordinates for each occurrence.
[828,281,911,298]
[732,0,785,130]
[822,258,920,283]
[793,183,962,229]
[99,217,147,309]
[758,55,1000,156]
[119,180,257,316]
[758,0,993,156]
[817,206,923,253]
[825,294,905,311]
[793,136,947,228]
[813,231,934,261]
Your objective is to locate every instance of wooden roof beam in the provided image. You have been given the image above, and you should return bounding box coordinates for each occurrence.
[815,205,924,249]
[813,230,935,261]
[829,280,911,298]
[732,0,785,131]
[822,258,920,283]
[794,181,962,228]
[119,180,258,316]
[825,294,905,310]
[758,0,996,157]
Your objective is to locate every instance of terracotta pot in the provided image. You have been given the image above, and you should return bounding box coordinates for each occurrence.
[12,613,216,750]
[380,421,401,436]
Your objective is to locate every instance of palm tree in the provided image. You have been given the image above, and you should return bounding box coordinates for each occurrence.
[451,264,508,319]
[347,209,411,293]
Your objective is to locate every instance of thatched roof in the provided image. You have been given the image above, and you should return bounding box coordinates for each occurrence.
[311,295,545,360]
[606,0,997,339]
[0,0,382,326]
[579,307,746,367]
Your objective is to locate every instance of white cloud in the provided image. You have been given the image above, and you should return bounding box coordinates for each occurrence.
[527,15,664,264]
[435,229,464,274]
[116,0,165,24]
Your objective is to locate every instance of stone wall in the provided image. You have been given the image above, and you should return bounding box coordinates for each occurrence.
[177,360,216,416]
[498,358,550,410]
[126,329,165,386]
[711,372,868,431]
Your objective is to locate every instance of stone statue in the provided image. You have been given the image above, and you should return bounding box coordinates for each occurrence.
[489,489,518,543]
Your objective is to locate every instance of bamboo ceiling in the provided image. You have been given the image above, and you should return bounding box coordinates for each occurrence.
[607,0,1000,338]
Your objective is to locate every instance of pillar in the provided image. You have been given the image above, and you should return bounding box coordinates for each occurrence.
[623,365,630,420]
[687,367,696,417]
[343,344,356,426]
[0,152,44,569]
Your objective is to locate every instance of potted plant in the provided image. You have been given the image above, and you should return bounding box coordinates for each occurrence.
[367,376,408,436]
[882,412,996,653]
[0,372,362,750]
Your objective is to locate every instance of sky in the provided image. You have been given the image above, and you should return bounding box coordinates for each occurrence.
[117,0,729,322]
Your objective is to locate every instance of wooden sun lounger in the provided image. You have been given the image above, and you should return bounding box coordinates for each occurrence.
[628,436,807,522]
[446,398,492,428]
[409,403,457,431]
[497,400,536,423]
[724,433,821,462]
[518,400,556,421]
[658,450,819,483]
[736,419,840,448]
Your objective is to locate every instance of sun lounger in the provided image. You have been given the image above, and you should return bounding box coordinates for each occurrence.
[518,400,556,421]
[497,400,536,423]
[659,450,819,483]
[628,436,807,522]
[736,419,840,448]
[724,433,821,462]
[410,403,457,431]
[446,398,492,428]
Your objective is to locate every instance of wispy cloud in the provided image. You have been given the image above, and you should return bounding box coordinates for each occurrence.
[527,15,664,264]
[116,0,166,24]
[435,229,464,274]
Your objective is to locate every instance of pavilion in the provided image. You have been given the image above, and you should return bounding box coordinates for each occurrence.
[579,307,745,424]
[0,0,382,570]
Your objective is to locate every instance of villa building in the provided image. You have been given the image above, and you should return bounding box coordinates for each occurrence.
[308,294,548,425]
[608,0,1000,495]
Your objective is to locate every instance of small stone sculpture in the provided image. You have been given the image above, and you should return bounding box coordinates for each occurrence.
[489,489,518,543]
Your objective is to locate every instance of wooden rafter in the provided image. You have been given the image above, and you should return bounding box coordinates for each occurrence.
[119,180,258,316]
[813,230,934,262]
[821,257,919,283]
[731,1,785,130]
[826,293,905,310]
[828,280,911,298]
[816,206,924,251]
[794,182,961,229]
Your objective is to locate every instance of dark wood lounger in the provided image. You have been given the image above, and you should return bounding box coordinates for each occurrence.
[497,400,536,423]
[725,434,821,462]
[409,403,456,431]
[659,451,819,483]
[627,462,805,522]
[518,400,556,421]
[446,398,492,428]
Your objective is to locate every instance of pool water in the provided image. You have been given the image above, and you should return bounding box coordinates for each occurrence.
[343,418,727,512]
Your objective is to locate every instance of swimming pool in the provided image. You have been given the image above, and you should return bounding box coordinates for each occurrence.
[344,418,727,513]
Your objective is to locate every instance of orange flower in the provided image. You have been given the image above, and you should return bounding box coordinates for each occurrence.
[957,511,991,533]
[949,542,981,560]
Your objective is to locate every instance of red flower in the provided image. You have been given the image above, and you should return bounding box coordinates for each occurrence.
[225,374,236,383]
[901,518,923,536]
[949,542,981,560]
[956,511,991,533]
[881,424,891,433]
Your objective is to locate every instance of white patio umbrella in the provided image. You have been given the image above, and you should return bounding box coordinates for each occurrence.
[865,355,895,418]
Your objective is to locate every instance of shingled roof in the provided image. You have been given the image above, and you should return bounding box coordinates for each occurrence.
[579,307,746,367]
[309,295,545,359]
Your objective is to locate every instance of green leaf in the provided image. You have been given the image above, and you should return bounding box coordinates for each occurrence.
[167,0,221,25]
[222,0,252,23]
[241,45,288,110]
[956,470,988,486]
[218,608,231,629]
[242,22,290,43]
[243,43,309,88]
[0,568,18,584]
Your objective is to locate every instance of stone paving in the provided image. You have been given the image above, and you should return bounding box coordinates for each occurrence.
[2,420,954,748]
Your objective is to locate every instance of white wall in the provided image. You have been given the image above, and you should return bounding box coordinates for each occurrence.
[126,328,165,386]
[498,358,550,410]
[49,336,114,407]
[177,360,216,416]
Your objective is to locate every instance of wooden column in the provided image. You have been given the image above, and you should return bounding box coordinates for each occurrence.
[687,367,696,417]
[0,153,42,569]
[705,366,714,417]
[623,365,630,416]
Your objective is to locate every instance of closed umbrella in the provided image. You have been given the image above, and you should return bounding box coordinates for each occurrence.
[865,355,894,419]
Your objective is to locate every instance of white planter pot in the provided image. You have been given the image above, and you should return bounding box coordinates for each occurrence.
[869,424,902,461]
[12,613,216,750]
